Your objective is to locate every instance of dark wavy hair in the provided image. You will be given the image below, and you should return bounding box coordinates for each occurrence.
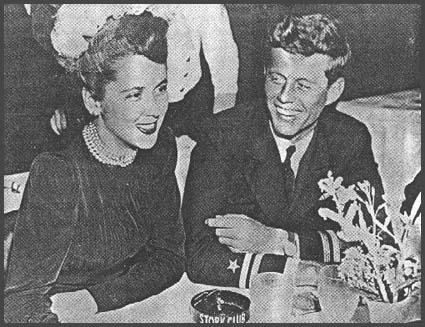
[266,14,351,85]
[78,11,168,101]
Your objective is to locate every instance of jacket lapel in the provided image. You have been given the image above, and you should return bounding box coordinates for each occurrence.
[289,121,331,218]
[238,108,292,228]
[238,105,332,228]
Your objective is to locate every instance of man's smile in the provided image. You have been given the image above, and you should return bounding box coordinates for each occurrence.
[275,105,302,121]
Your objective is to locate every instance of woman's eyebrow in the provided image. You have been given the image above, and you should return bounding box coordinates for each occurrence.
[267,70,285,77]
[155,78,168,88]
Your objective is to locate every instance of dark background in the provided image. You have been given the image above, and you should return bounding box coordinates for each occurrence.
[3,4,421,174]
[227,3,421,102]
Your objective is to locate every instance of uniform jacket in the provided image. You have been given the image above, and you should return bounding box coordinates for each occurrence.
[5,126,185,322]
[182,98,385,288]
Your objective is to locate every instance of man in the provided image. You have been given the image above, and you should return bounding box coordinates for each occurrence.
[182,14,385,288]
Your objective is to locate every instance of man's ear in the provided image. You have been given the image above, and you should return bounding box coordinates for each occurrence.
[325,77,345,106]
[82,87,102,116]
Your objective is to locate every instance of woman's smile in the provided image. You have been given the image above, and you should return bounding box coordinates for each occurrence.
[136,119,159,135]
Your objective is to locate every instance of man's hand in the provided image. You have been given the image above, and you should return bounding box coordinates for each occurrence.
[50,109,67,135]
[206,214,286,255]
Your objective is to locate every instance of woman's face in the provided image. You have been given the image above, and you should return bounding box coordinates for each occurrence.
[99,54,168,150]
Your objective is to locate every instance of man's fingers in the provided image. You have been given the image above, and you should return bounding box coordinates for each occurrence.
[218,237,246,252]
[218,236,236,247]
[228,246,244,253]
[50,115,60,135]
[215,228,237,238]
[206,217,235,228]
[206,214,250,228]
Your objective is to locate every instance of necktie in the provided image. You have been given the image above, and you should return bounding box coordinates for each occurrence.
[281,145,296,201]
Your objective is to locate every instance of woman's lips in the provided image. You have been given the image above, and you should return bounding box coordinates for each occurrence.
[136,121,158,135]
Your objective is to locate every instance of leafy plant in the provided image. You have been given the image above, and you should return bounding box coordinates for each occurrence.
[318,171,421,303]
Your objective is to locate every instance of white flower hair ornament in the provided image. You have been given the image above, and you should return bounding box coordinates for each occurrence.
[50,4,151,71]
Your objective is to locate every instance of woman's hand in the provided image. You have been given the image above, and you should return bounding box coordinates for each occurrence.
[50,109,67,135]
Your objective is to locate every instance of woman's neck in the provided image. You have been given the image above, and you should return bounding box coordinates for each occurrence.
[94,118,137,158]
[83,119,138,167]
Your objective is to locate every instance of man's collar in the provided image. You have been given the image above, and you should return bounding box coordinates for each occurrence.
[269,120,318,146]
[244,100,332,162]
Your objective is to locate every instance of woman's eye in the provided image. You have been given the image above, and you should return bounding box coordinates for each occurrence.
[155,83,168,95]
[268,73,285,85]
[158,84,167,93]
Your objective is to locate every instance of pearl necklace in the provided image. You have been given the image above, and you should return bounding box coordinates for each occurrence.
[82,122,137,167]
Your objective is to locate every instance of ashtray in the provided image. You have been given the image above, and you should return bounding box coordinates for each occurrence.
[190,289,250,323]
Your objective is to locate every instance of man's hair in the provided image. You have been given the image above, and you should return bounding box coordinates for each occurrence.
[266,14,351,85]
[78,11,168,101]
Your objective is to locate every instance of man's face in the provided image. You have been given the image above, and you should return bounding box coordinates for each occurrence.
[265,48,333,138]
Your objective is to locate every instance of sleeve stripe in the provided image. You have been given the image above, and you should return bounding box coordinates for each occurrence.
[244,254,257,289]
[294,232,300,259]
[318,231,331,262]
[283,257,300,283]
[248,253,264,288]
[239,253,253,289]
[411,192,421,224]
[326,230,341,262]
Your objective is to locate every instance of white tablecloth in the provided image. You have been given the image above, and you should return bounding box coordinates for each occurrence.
[51,273,250,323]
[51,272,329,323]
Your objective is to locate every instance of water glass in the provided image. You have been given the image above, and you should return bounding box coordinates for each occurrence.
[249,272,295,323]
[317,265,359,323]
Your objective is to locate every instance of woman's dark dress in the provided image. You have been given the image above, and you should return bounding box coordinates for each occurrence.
[5,127,185,323]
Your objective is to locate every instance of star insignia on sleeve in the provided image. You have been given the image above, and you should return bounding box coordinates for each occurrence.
[227,259,240,274]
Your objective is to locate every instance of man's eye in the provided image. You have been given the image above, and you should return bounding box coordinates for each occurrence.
[126,92,142,101]
[297,82,311,91]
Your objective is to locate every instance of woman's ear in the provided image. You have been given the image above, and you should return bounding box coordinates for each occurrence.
[325,77,345,106]
[82,87,102,116]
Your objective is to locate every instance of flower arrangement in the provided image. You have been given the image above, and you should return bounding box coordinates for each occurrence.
[50,4,151,71]
[318,171,421,303]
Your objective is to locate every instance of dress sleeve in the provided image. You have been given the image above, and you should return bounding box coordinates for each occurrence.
[183,140,290,288]
[4,153,79,323]
[87,170,185,312]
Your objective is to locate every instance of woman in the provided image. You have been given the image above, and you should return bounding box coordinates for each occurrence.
[43,4,238,140]
[5,12,185,323]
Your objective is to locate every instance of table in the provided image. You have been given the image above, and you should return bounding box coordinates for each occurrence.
[51,273,249,323]
[51,271,371,323]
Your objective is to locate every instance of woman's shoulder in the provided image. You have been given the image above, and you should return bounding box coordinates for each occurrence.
[28,149,79,194]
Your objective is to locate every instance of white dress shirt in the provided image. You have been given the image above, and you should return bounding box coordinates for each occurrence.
[270,122,316,177]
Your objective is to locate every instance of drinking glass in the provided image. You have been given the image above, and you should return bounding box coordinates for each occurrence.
[317,265,359,323]
[249,272,295,323]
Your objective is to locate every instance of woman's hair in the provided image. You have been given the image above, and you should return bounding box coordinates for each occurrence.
[78,11,168,101]
[265,14,351,85]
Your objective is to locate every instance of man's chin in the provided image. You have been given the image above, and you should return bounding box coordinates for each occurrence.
[271,120,299,138]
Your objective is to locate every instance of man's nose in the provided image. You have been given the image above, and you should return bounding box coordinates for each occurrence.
[277,82,295,103]
[141,95,159,115]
